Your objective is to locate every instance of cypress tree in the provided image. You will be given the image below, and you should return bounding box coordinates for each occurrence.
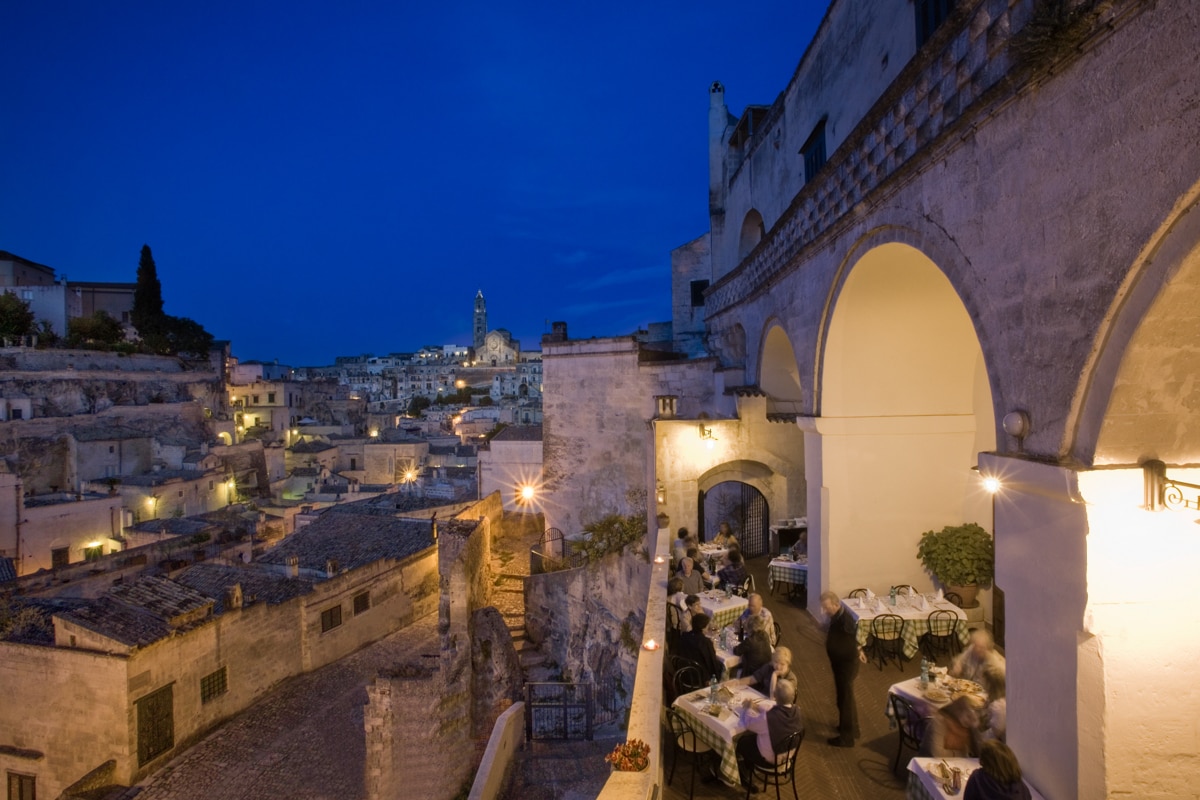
[132,244,165,336]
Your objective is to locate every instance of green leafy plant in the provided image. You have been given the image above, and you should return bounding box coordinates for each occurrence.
[916,522,994,587]
[572,513,646,562]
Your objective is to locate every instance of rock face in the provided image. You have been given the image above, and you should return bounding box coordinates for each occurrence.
[469,606,521,738]
[524,548,650,707]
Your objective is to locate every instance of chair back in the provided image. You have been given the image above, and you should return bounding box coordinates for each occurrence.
[673,664,705,695]
[928,609,957,636]
[944,591,964,607]
[666,706,696,743]
[890,693,926,746]
[848,588,868,600]
[667,602,683,632]
[891,584,916,595]
[775,728,804,776]
[872,613,904,640]
[772,621,783,647]
[669,654,700,675]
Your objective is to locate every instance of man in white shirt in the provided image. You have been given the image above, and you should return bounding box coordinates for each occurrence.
[736,679,804,788]
[736,593,777,646]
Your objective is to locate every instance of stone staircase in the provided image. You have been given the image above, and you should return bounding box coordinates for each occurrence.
[494,571,546,671]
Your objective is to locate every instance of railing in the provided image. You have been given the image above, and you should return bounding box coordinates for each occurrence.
[524,682,594,741]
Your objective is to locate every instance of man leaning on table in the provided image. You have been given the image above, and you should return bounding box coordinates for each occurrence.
[735,592,776,645]
[736,678,804,788]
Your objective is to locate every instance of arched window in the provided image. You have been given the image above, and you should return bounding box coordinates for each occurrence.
[738,209,765,261]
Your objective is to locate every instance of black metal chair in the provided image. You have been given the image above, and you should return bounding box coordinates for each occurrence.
[666,707,715,800]
[673,664,706,696]
[920,609,961,663]
[847,587,869,600]
[772,620,783,648]
[745,728,804,800]
[889,693,927,774]
[869,614,906,671]
[891,584,916,596]
[666,602,684,650]
[943,591,963,608]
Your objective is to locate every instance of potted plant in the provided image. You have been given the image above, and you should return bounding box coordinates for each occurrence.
[604,738,651,772]
[916,522,994,608]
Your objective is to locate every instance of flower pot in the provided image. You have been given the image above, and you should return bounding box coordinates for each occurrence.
[948,584,979,609]
[656,512,670,530]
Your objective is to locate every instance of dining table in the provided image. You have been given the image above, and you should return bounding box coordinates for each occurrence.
[710,627,742,677]
[907,757,1046,800]
[843,593,969,660]
[671,682,772,786]
[767,556,807,596]
[885,674,987,723]
[698,589,748,631]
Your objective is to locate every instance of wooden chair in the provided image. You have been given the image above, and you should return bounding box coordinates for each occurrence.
[745,728,804,800]
[920,609,961,663]
[869,614,905,671]
[666,706,715,800]
[847,588,869,600]
[889,693,926,774]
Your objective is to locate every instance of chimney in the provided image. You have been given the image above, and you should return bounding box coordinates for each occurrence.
[225,583,243,610]
[325,559,339,577]
[286,554,299,578]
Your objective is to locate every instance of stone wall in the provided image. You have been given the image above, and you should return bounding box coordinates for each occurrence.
[469,606,521,738]
[524,548,649,705]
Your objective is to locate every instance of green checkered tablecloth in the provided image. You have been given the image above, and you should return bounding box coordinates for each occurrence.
[906,758,1045,800]
[671,685,771,786]
[846,598,969,660]
[767,558,807,593]
[698,591,748,631]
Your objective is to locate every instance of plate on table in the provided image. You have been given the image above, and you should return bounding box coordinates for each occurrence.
[923,687,950,703]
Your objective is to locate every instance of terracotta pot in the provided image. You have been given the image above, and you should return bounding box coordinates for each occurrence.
[656,512,670,530]
[948,583,980,609]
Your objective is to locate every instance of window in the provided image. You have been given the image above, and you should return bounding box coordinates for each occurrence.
[10,408,21,420]
[689,280,710,307]
[51,547,69,569]
[20,290,33,301]
[84,545,102,562]
[268,393,276,403]
[252,395,259,404]
[915,0,956,47]
[200,667,228,704]
[801,120,827,183]
[320,605,342,632]
[178,490,183,498]
[108,445,115,453]
[353,592,370,615]
[7,772,35,800]
[136,684,174,765]
[350,458,357,471]
[209,480,214,490]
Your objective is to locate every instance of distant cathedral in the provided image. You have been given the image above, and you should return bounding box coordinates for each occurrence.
[471,291,519,365]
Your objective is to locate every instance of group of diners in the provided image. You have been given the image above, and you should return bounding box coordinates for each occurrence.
[920,629,1009,756]
[671,525,749,595]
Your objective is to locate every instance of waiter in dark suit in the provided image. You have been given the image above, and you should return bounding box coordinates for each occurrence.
[820,590,866,747]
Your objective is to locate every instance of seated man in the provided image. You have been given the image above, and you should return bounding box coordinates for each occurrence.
[683,546,715,584]
[951,629,1006,685]
[678,557,705,595]
[734,614,773,680]
[736,593,776,645]
[736,679,804,788]
[717,550,748,592]
[678,612,722,682]
[667,577,689,634]
[730,646,796,700]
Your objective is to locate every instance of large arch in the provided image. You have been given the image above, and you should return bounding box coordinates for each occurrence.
[738,209,765,261]
[809,241,996,610]
[759,323,802,402]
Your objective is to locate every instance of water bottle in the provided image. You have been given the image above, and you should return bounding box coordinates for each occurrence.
[920,658,930,689]
[890,586,897,606]
[720,627,728,651]
[709,675,719,704]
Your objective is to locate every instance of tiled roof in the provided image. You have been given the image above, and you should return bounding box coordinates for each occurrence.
[292,440,335,453]
[57,596,174,648]
[55,576,216,648]
[258,507,434,573]
[0,557,15,583]
[491,425,543,442]
[173,563,313,612]
[127,517,217,536]
[109,576,214,623]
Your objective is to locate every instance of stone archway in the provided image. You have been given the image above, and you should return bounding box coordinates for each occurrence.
[811,241,996,608]
[759,323,802,402]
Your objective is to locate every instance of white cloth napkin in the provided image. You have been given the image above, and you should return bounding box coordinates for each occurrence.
[907,586,915,598]
[936,588,944,602]
[875,597,885,613]
[917,595,928,611]
[866,588,875,601]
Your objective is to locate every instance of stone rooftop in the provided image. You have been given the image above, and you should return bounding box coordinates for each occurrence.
[257,508,434,573]
[24,491,110,507]
[109,576,214,625]
[173,563,313,612]
[118,469,220,486]
[491,425,543,442]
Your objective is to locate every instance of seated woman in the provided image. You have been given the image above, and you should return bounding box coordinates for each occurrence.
[980,664,1007,743]
[712,521,737,548]
[919,695,984,758]
[964,740,1031,800]
[733,614,773,680]
[678,612,722,682]
[717,550,748,592]
[730,646,796,699]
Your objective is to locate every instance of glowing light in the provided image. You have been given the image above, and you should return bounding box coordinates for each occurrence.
[404,470,417,483]
[705,439,715,451]
[642,639,660,651]
[653,555,666,564]
[86,540,102,549]
[145,497,156,508]
[983,477,1001,494]
[370,429,379,438]
[520,485,536,502]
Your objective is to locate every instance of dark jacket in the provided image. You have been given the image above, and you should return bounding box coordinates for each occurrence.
[718,562,748,590]
[964,770,1032,800]
[734,631,772,679]
[678,630,722,681]
[825,607,859,666]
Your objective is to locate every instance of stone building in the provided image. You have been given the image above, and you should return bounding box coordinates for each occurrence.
[0,498,444,799]
[477,425,543,511]
[542,2,1200,797]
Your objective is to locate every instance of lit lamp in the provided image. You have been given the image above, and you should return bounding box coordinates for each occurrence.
[656,480,666,505]
[982,476,1002,494]
[653,555,666,564]
[698,423,717,450]
[642,639,660,651]
[519,485,536,503]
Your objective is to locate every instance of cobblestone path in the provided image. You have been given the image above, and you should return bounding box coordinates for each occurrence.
[128,615,440,800]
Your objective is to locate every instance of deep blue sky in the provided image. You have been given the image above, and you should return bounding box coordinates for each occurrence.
[1,2,827,366]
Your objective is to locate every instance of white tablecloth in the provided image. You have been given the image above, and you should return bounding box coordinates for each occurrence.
[886,675,986,721]
[672,684,772,786]
[845,595,968,659]
[907,757,1045,800]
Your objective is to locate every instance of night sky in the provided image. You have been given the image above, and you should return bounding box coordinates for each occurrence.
[1,2,827,366]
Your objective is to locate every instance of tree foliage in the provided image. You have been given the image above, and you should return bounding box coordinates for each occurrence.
[407,395,432,416]
[0,291,36,338]
[68,311,125,347]
[132,244,165,337]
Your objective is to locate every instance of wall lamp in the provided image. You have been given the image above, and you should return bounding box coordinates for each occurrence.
[1143,459,1200,512]
[698,424,717,449]
[656,480,666,505]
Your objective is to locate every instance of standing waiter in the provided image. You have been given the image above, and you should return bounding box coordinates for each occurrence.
[820,590,866,747]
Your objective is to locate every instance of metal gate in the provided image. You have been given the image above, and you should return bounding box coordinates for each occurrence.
[524,682,594,741]
[741,483,768,558]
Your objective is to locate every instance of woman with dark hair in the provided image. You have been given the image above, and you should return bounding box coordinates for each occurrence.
[964,740,1031,800]
[678,613,722,681]
[717,549,748,590]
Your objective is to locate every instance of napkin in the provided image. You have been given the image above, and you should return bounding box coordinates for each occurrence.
[875,597,885,613]
[917,595,928,611]
[907,586,915,598]
[866,588,875,601]
[935,588,944,602]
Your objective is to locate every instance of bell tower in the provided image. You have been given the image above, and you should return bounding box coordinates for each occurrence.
[473,290,487,351]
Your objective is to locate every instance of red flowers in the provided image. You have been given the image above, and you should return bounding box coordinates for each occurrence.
[604,738,651,771]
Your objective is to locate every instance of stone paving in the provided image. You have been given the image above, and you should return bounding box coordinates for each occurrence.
[125,615,440,800]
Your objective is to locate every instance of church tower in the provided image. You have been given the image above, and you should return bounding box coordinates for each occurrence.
[473,290,487,351]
